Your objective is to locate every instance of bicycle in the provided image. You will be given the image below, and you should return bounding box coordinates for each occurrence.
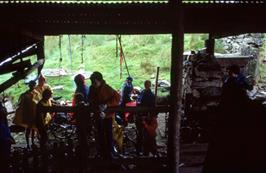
[48,112,77,140]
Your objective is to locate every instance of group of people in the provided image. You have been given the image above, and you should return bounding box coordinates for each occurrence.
[11,71,158,162]
[73,72,158,159]
[13,75,52,149]
[120,77,158,156]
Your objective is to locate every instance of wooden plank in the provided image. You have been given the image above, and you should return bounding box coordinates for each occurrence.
[0,3,266,34]
[0,44,37,66]
[41,105,170,113]
[0,60,31,75]
[0,59,44,92]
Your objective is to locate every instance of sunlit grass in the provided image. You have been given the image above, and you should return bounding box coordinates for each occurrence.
[1,34,212,103]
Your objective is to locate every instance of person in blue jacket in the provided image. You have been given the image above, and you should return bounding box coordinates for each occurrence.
[120,76,134,107]
[119,76,134,123]
[73,74,90,104]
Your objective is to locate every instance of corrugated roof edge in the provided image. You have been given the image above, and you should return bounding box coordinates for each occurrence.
[0,1,168,5]
[182,0,264,4]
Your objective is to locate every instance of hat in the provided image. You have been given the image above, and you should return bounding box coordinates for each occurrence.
[90,71,103,81]
[29,80,36,87]
[126,76,133,81]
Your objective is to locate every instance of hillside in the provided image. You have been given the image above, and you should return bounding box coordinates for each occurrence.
[1,34,211,103]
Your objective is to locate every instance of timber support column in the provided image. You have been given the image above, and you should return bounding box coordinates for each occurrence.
[167,1,184,173]
[206,33,215,57]
[36,36,45,78]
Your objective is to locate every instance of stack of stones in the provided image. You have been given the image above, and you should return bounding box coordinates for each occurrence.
[183,50,223,113]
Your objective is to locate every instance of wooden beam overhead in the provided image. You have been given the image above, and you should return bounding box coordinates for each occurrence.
[0,3,266,34]
[0,60,31,75]
[0,59,44,92]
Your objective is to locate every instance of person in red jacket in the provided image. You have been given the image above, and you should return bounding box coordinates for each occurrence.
[88,71,120,159]
[142,114,158,156]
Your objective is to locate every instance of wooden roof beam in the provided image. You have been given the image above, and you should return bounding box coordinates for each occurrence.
[0,60,31,75]
[0,59,44,92]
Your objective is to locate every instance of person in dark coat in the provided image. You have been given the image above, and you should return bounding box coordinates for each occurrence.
[202,66,266,173]
[0,102,15,173]
[120,76,133,107]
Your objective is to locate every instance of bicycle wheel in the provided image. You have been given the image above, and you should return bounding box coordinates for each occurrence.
[49,112,77,140]
[50,123,77,140]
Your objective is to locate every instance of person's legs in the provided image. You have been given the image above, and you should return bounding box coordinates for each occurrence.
[25,128,31,148]
[96,118,105,158]
[31,129,36,146]
[38,127,48,149]
[105,118,115,158]
[136,116,144,154]
[119,101,129,126]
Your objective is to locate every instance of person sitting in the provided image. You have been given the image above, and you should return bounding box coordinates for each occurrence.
[36,89,53,149]
[88,71,120,159]
[13,80,41,149]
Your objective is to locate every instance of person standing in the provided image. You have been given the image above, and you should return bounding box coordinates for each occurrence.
[36,89,53,149]
[120,76,133,107]
[13,80,41,149]
[136,80,157,155]
[0,102,15,173]
[202,64,266,173]
[88,71,120,159]
[72,74,90,105]
[119,76,133,123]
[35,74,52,96]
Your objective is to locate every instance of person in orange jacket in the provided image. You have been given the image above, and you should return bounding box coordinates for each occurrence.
[13,80,41,149]
[35,74,52,96]
[88,71,120,159]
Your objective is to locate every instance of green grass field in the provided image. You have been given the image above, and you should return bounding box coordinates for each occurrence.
[0,34,229,103]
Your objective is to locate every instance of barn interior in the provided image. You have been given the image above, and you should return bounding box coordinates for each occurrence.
[1,1,266,173]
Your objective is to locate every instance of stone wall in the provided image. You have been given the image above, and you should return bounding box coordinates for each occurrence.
[182,49,254,132]
[220,33,264,77]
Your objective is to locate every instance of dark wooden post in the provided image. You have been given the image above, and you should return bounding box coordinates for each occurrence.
[167,0,184,173]
[206,33,215,57]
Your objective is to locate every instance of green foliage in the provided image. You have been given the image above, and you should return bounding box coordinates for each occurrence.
[1,34,211,103]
